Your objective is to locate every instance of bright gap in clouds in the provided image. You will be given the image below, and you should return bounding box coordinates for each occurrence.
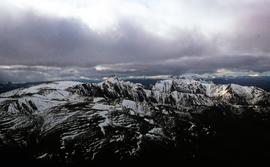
[5,0,235,38]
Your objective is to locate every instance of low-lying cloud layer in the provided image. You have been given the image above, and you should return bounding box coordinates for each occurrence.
[0,0,270,82]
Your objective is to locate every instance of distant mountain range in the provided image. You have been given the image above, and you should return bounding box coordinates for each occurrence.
[0,77,270,165]
[1,75,270,94]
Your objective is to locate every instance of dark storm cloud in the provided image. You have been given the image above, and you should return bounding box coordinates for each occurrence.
[0,9,216,67]
[154,54,270,74]
[1,1,270,82]
[230,5,270,53]
[0,8,102,66]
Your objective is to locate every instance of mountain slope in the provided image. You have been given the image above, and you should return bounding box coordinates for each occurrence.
[0,77,270,164]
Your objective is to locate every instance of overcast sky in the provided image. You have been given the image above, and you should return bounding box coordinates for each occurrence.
[0,0,270,82]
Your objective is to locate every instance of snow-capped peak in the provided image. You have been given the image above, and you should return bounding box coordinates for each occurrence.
[0,77,270,162]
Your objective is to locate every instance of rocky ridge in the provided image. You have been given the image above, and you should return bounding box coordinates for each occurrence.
[0,77,270,164]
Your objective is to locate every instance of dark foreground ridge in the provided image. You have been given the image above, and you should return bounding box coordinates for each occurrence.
[0,77,270,165]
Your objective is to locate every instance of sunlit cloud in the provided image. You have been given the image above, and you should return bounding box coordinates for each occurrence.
[95,63,136,72]
[214,69,261,77]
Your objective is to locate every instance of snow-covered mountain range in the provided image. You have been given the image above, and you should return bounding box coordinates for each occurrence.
[0,77,270,164]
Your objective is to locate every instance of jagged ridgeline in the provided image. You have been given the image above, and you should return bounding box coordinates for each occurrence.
[0,77,270,164]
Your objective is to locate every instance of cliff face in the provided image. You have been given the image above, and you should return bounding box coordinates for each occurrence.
[0,77,270,164]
